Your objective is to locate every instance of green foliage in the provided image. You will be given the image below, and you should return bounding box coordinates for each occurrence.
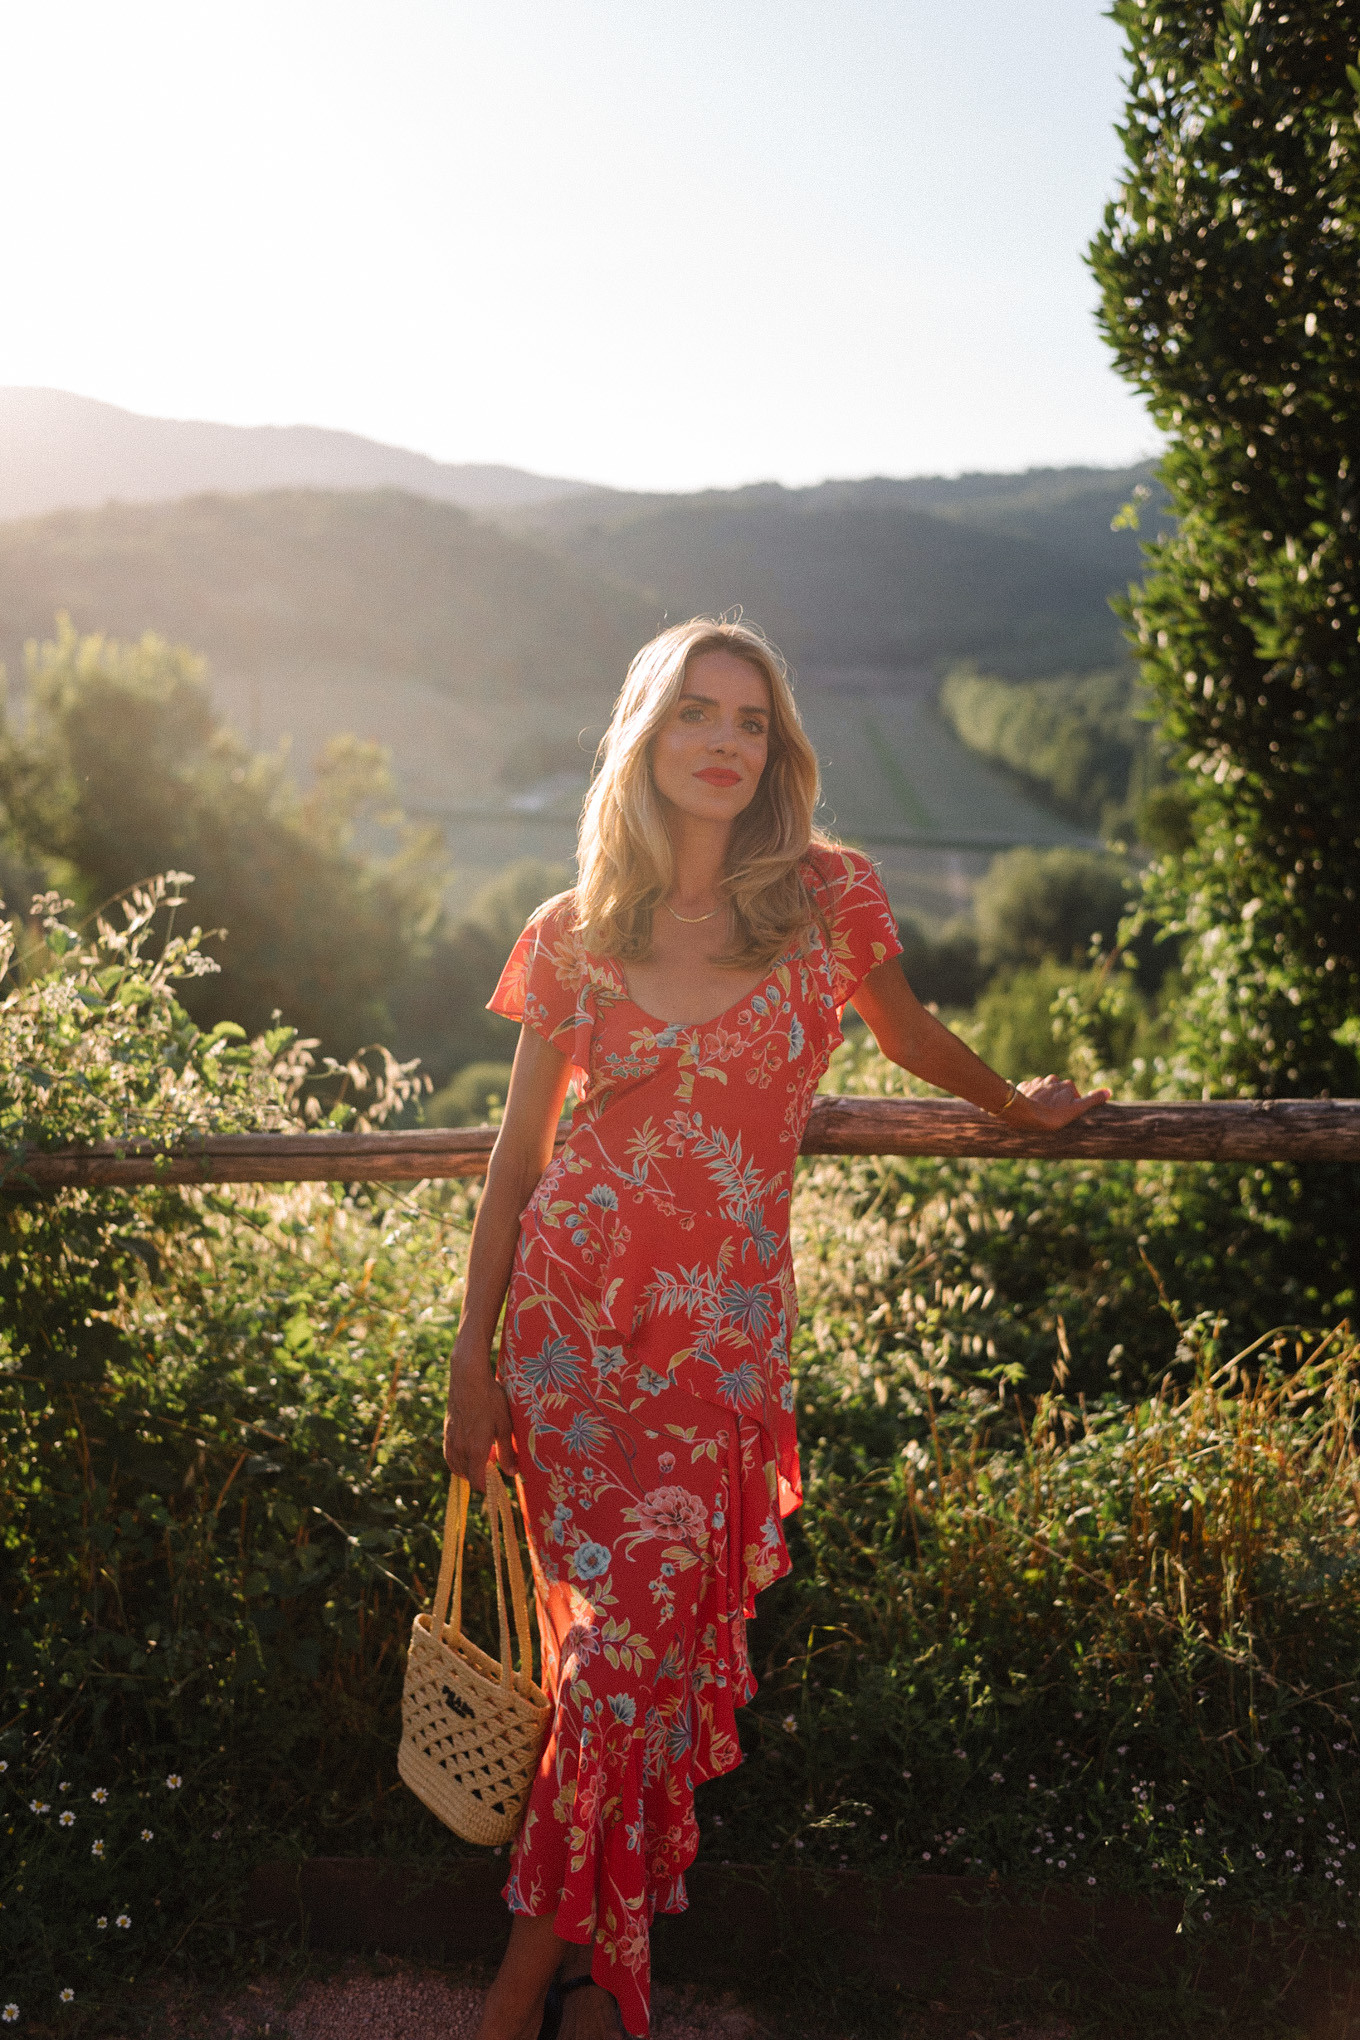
[1085,0,1360,1335]
[968,961,1080,1083]
[939,663,1160,835]
[714,1315,1360,1952]
[810,1032,1341,1389]
[895,915,986,1011]
[0,623,516,1087]
[0,898,490,2021]
[973,846,1132,972]
[1,1174,485,2022]
[1,623,431,1054]
[426,1061,515,1128]
[1090,0,1360,1098]
[0,879,306,1395]
[464,858,571,954]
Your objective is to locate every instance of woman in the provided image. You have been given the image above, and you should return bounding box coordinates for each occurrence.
[445,618,1107,2040]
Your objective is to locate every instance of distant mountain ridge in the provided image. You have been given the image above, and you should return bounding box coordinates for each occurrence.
[0,488,652,703]
[505,468,1166,677]
[0,387,598,521]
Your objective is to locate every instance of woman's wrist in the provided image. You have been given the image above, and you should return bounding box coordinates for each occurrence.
[448,1335,496,1392]
[984,1076,1020,1118]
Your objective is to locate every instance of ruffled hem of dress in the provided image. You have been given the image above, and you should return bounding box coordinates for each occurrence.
[504,1731,667,2038]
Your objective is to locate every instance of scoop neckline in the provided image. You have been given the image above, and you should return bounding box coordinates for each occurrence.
[608,945,799,1035]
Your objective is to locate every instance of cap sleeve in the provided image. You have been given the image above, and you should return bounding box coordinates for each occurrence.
[487,892,594,1067]
[811,847,903,1008]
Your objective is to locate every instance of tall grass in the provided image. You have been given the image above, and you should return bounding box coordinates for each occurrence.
[710,1319,1360,1941]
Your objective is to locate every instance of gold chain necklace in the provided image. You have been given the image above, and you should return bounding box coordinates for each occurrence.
[665,901,723,924]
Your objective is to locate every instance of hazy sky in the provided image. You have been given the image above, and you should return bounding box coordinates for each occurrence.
[0,1,1151,492]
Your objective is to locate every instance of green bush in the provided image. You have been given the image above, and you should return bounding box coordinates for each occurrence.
[463,858,571,955]
[968,961,1076,1082]
[896,915,985,1011]
[974,846,1132,973]
[713,1313,1360,1948]
[426,1060,515,1127]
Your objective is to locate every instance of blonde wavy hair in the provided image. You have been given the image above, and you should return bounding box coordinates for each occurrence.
[574,617,832,967]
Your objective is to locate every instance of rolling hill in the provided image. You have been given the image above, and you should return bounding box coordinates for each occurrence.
[0,488,652,702]
[506,470,1160,678]
[0,387,596,521]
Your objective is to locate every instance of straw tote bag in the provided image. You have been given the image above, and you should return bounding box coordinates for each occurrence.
[399,1462,551,1846]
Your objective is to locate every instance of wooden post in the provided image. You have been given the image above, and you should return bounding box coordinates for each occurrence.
[3,1097,1358,1190]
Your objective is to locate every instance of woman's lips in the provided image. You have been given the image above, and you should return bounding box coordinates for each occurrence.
[694,767,741,786]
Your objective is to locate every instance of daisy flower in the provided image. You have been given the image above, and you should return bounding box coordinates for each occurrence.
[91,1788,108,1804]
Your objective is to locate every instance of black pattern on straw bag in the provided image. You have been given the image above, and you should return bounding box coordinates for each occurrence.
[399,1462,550,1847]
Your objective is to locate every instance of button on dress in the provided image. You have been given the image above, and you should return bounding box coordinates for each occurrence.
[487,848,902,2036]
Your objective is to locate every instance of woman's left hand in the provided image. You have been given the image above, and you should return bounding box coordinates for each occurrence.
[1005,1074,1111,1129]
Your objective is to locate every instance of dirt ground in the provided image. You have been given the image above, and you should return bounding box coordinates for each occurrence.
[146,1956,1077,2040]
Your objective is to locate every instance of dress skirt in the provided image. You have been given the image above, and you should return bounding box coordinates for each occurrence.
[503,1384,786,2038]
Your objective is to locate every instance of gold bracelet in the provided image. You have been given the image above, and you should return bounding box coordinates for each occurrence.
[999,1083,1019,1113]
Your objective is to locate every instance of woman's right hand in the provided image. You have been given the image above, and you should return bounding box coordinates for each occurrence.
[443,1342,518,1492]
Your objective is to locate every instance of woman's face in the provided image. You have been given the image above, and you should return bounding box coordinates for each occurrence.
[650,650,771,827]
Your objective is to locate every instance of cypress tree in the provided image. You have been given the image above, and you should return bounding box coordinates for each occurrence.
[1091,0,1360,1100]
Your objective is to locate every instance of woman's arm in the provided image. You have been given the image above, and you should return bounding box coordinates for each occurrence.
[849,957,1109,1130]
[443,1023,573,1490]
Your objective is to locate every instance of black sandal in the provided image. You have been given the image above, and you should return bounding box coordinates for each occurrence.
[537,1973,597,2040]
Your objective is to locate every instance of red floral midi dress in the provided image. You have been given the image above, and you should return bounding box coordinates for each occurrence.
[487,847,901,2036]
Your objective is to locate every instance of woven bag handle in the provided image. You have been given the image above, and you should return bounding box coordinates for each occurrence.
[431,1473,471,1641]
[429,1462,536,1690]
[485,1461,536,1689]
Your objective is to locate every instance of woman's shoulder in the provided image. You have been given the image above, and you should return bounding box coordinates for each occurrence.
[523,887,579,940]
[799,841,884,906]
[514,889,591,981]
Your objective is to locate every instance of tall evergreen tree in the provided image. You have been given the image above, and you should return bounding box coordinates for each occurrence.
[1091,0,1360,1100]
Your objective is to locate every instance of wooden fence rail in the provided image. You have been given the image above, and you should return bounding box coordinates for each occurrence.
[5,1097,1359,1190]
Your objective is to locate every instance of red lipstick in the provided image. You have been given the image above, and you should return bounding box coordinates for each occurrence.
[695,767,741,787]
